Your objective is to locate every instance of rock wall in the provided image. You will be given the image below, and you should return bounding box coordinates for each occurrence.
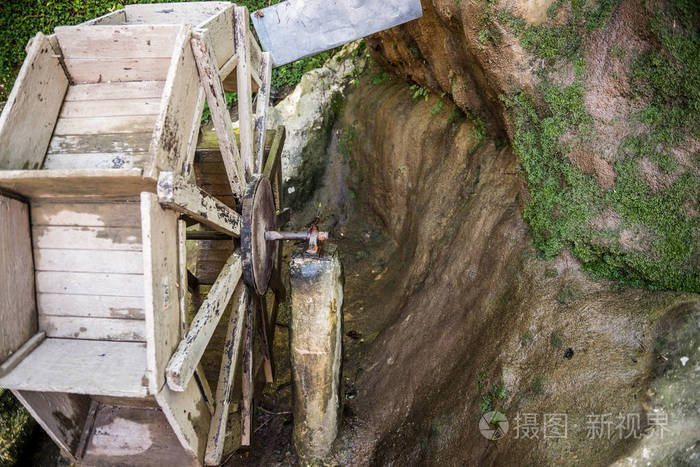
[328,72,699,465]
[364,0,699,292]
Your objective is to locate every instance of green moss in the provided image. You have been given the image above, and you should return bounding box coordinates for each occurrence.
[498,0,699,292]
[530,376,545,395]
[556,284,578,304]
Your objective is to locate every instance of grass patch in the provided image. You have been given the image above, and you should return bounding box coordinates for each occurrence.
[477,369,509,414]
[556,284,578,304]
[0,389,34,465]
[550,332,564,348]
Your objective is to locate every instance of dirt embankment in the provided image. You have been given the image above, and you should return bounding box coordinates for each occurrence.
[321,71,699,465]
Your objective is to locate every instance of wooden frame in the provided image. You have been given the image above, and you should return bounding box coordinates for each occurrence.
[0,32,68,170]
[157,171,242,236]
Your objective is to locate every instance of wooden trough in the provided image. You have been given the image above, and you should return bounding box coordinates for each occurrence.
[0,2,283,465]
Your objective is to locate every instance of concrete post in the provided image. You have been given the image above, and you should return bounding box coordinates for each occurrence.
[289,244,343,464]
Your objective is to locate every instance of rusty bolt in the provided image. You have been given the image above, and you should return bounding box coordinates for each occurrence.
[265,225,328,255]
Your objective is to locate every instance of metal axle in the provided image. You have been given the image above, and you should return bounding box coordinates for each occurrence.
[265,226,328,255]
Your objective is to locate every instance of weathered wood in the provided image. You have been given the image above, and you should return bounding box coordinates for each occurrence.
[65,81,165,101]
[79,9,126,26]
[240,292,254,447]
[156,376,212,462]
[199,3,235,68]
[55,24,182,59]
[48,133,153,155]
[0,169,155,199]
[0,33,68,169]
[38,293,145,319]
[150,25,202,176]
[75,399,98,459]
[178,219,188,336]
[254,52,273,173]
[204,283,247,465]
[234,6,255,175]
[34,249,143,274]
[59,98,161,118]
[263,126,285,179]
[218,54,238,81]
[39,316,145,342]
[125,2,231,26]
[35,271,145,296]
[13,390,92,460]
[0,339,149,397]
[157,172,242,237]
[191,28,246,196]
[165,251,242,392]
[0,332,45,378]
[81,402,199,466]
[43,153,149,170]
[0,196,37,364]
[63,57,172,83]
[33,226,142,251]
[182,87,207,178]
[141,192,181,394]
[53,115,158,136]
[256,295,274,383]
[32,199,141,227]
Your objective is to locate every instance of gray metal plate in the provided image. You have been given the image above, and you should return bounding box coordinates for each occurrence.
[251,0,423,67]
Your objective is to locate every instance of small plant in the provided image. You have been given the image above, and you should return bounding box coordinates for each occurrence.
[556,284,578,304]
[521,331,533,347]
[431,99,445,115]
[339,124,357,159]
[550,332,563,348]
[544,267,559,278]
[409,84,430,101]
[530,376,545,395]
[372,71,389,86]
[477,369,509,414]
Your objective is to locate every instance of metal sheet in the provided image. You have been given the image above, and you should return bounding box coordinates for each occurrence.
[251,0,423,67]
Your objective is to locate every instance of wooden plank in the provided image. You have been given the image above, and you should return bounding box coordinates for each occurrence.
[39,315,145,341]
[0,332,45,377]
[65,81,165,101]
[0,169,154,199]
[0,339,149,397]
[182,87,206,179]
[141,192,181,394]
[35,271,145,296]
[59,99,161,118]
[248,30,263,88]
[48,133,153,155]
[74,399,98,460]
[240,292,254,447]
[34,249,144,274]
[204,283,247,465]
[149,25,201,176]
[165,251,242,392]
[54,115,157,136]
[81,403,199,466]
[43,152,149,170]
[234,6,255,175]
[157,172,242,237]
[191,29,246,196]
[33,226,142,251]
[256,294,274,383]
[218,54,238,81]
[156,378,211,462]
[264,126,286,211]
[178,220,188,336]
[38,293,145,319]
[64,58,171,83]
[55,25,182,59]
[31,201,141,227]
[0,196,37,364]
[13,390,92,461]
[79,9,126,26]
[200,3,235,68]
[0,33,68,169]
[254,52,273,173]
[125,2,231,26]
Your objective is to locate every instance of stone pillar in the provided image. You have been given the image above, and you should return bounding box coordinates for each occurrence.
[289,244,343,464]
